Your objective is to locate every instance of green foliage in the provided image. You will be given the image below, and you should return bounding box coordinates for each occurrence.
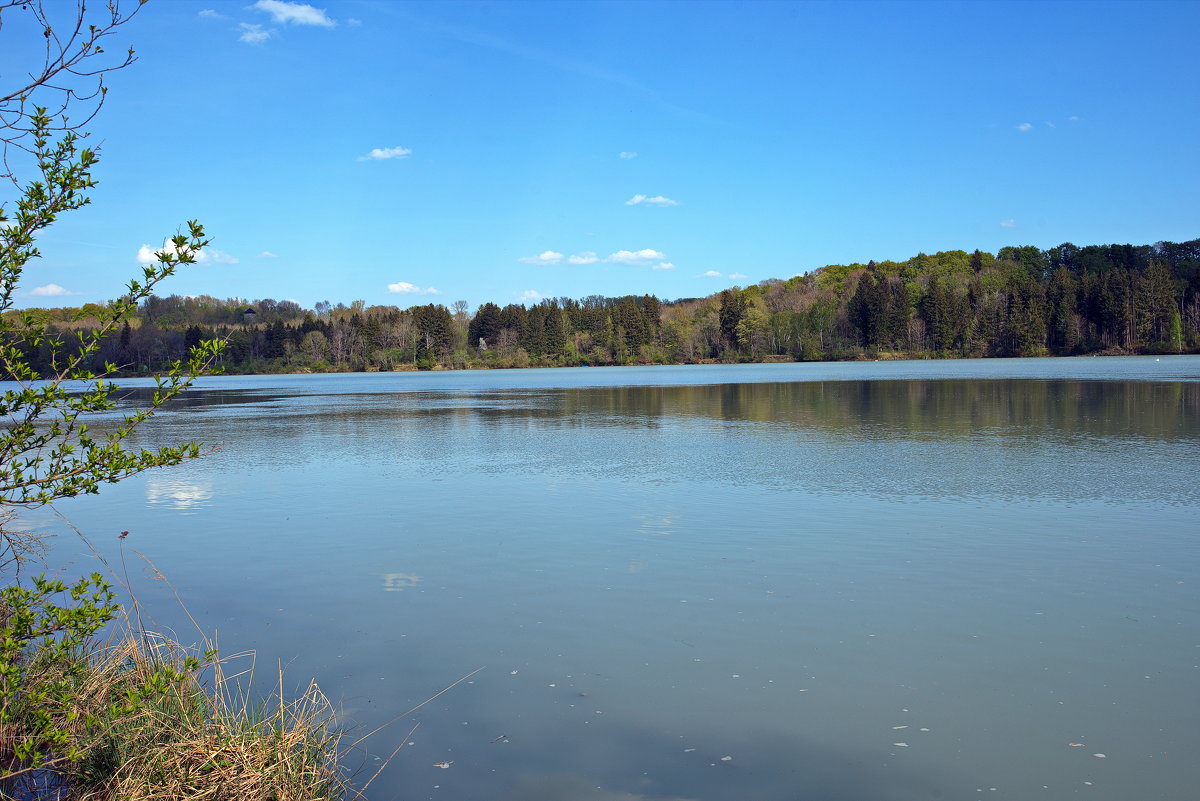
[0,111,224,783]
[0,573,120,767]
[0,11,390,797]
[0,578,345,799]
[0,574,211,776]
[0,111,225,514]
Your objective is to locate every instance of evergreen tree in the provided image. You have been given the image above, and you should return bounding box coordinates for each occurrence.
[468,302,501,348]
[1047,267,1080,353]
[718,290,746,355]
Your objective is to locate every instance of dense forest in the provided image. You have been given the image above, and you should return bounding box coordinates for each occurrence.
[8,237,1200,376]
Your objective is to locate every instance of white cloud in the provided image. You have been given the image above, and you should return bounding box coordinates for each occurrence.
[1045,121,1056,128]
[29,283,72,297]
[519,250,564,265]
[606,248,666,264]
[387,281,440,295]
[520,289,543,301]
[260,251,278,258]
[699,270,723,278]
[729,272,748,280]
[358,146,412,161]
[1016,122,1033,132]
[136,242,238,266]
[198,9,225,19]
[137,243,169,264]
[525,248,668,267]
[252,1,335,27]
[1068,115,1080,121]
[619,151,637,159]
[625,194,678,206]
[347,17,362,26]
[999,219,1017,228]
[239,23,271,44]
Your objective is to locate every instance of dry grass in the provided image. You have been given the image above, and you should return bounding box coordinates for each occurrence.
[2,626,354,801]
[2,538,482,800]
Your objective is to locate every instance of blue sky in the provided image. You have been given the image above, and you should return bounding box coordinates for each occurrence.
[4,0,1198,310]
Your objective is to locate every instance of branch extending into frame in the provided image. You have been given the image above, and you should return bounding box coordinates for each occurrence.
[0,0,145,185]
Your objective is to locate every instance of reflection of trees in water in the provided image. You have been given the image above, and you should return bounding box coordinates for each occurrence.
[114,380,1199,506]
[604,379,1200,442]
[137,379,1198,445]
[455,381,1197,443]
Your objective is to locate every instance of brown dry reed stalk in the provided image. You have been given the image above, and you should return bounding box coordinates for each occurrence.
[2,528,356,801]
[2,618,355,801]
[4,522,481,800]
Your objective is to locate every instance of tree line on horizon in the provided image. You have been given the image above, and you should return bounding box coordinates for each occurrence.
[7,237,1199,376]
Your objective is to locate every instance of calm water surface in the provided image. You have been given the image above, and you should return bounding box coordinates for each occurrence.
[25,358,1200,801]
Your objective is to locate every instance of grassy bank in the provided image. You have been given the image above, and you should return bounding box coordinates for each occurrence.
[1,575,355,800]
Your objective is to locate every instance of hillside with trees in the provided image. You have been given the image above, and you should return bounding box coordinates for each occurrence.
[8,237,1199,376]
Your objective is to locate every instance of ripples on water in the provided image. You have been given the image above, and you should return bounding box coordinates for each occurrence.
[25,358,1200,801]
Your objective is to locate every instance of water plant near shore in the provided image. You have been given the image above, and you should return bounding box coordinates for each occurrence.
[1,572,354,800]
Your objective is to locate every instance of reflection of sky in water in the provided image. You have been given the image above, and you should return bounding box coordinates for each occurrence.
[30,360,1200,801]
[635,512,678,535]
[382,572,422,591]
[144,477,214,511]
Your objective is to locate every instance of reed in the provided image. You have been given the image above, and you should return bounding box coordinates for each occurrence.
[1,611,355,800]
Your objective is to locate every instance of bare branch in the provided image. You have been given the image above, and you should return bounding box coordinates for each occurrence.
[0,0,144,185]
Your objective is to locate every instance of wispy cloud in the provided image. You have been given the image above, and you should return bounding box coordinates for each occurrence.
[208,249,240,264]
[1068,115,1080,121]
[387,281,440,295]
[198,9,225,19]
[358,146,412,161]
[1016,122,1033,132]
[525,248,669,267]
[29,283,72,297]
[366,4,724,126]
[136,242,238,265]
[1045,121,1056,129]
[619,151,637,159]
[252,1,336,27]
[239,23,271,44]
[999,219,1017,228]
[729,272,748,280]
[260,251,279,258]
[607,248,666,264]
[520,289,543,301]
[520,250,564,265]
[625,194,678,207]
[699,270,723,278]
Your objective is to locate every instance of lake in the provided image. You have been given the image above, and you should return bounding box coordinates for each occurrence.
[24,357,1200,801]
